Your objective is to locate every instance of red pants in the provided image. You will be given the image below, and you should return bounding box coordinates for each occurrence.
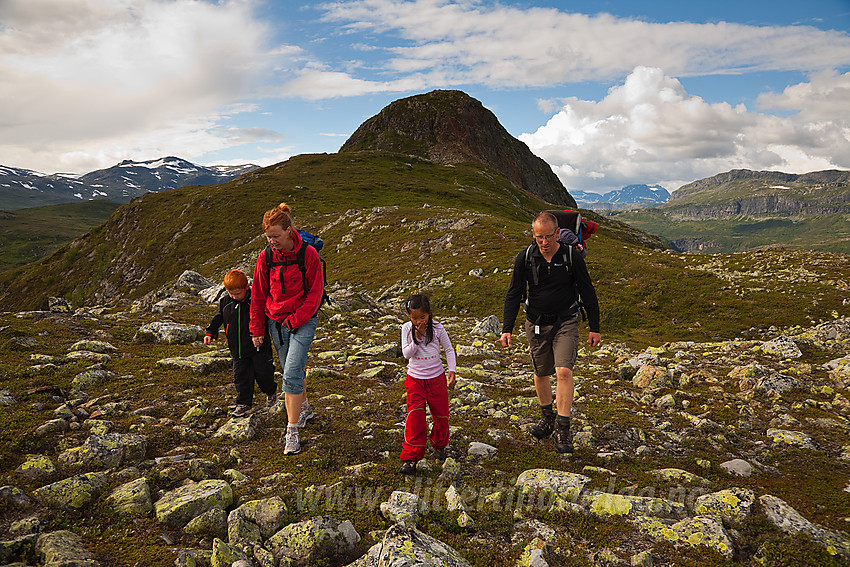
[400,373,450,461]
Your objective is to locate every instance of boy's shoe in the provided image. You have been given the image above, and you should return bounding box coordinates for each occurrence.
[433,446,448,461]
[266,393,278,407]
[399,460,417,475]
[554,426,573,454]
[283,427,301,455]
[529,414,556,440]
[297,402,314,428]
[231,404,252,418]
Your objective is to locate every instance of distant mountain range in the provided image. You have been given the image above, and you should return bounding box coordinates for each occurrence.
[0,157,258,210]
[572,184,670,209]
[610,169,850,253]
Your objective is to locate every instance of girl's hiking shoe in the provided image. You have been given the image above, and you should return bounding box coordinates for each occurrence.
[433,446,448,461]
[529,414,555,439]
[283,427,301,455]
[231,405,252,418]
[297,402,314,428]
[399,461,417,475]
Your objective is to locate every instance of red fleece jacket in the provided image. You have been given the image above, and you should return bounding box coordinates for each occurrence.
[249,229,324,336]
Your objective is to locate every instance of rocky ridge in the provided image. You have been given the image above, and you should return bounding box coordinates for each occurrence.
[2,270,850,566]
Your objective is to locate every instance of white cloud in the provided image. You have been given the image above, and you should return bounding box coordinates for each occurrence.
[520,67,849,192]
[310,0,850,91]
[0,0,278,173]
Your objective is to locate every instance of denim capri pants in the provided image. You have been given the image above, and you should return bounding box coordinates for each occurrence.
[268,314,318,395]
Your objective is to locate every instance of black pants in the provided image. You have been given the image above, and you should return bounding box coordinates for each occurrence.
[233,346,276,407]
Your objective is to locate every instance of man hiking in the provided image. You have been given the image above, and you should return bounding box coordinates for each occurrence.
[500,211,602,453]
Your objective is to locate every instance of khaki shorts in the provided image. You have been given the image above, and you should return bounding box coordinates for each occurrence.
[525,316,579,376]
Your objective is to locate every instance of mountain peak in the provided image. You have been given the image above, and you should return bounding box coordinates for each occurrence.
[340,89,575,207]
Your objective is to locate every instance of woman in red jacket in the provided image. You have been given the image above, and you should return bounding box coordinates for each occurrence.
[250,203,324,455]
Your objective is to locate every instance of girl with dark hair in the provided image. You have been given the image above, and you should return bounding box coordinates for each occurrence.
[399,293,456,475]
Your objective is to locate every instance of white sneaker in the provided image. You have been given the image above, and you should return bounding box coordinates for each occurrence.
[283,427,301,455]
[297,402,314,428]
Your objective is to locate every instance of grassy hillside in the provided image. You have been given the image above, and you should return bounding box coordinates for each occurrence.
[0,200,119,272]
[609,209,850,254]
[1,151,848,347]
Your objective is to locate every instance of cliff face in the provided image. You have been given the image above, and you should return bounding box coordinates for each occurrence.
[340,90,575,207]
[664,169,850,219]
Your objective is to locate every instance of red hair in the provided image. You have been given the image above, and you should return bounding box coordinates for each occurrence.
[262,202,294,231]
[223,269,249,290]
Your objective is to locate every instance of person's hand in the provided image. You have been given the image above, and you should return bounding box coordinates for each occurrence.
[203,335,212,345]
[588,332,601,347]
[252,336,264,348]
[447,371,456,388]
[499,332,512,348]
[414,322,426,340]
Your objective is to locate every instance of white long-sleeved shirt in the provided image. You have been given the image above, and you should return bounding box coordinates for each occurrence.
[401,320,457,380]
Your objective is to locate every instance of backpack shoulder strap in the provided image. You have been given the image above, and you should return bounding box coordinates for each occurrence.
[296,243,309,294]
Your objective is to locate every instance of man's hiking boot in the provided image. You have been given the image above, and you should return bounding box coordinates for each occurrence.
[283,427,301,455]
[266,393,278,407]
[297,402,314,428]
[231,404,252,418]
[554,425,573,454]
[433,446,448,461]
[529,413,556,440]
[399,461,417,475]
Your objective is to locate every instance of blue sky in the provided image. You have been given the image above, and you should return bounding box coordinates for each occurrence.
[1,0,849,194]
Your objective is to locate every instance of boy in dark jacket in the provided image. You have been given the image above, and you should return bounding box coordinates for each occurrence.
[205,269,277,417]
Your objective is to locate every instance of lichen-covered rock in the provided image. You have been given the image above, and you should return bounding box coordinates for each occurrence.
[213,414,260,441]
[694,488,755,523]
[632,515,734,559]
[515,469,592,501]
[154,480,233,529]
[766,428,816,449]
[210,537,248,567]
[471,315,500,336]
[380,491,429,527]
[650,468,709,486]
[0,485,32,509]
[157,350,232,374]
[729,363,771,390]
[354,343,401,358]
[35,418,70,436]
[36,530,100,567]
[346,523,470,567]
[760,335,803,359]
[753,373,802,394]
[0,534,36,564]
[172,548,213,567]
[67,351,112,362]
[106,477,152,516]
[34,472,107,510]
[176,270,216,294]
[71,369,116,390]
[16,454,56,480]
[583,491,688,519]
[183,506,227,539]
[58,433,147,472]
[267,516,360,566]
[516,537,548,567]
[134,322,204,344]
[69,340,117,354]
[632,365,674,389]
[228,496,287,541]
[760,494,850,561]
